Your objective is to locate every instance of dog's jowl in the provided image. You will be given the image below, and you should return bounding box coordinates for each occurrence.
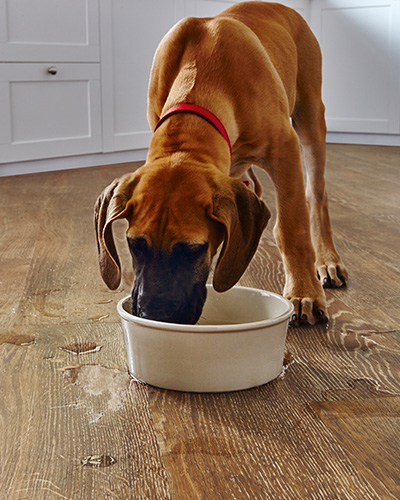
[95,1,347,326]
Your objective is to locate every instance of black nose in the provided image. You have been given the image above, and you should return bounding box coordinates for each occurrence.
[136,304,167,322]
[132,282,207,325]
[134,298,178,323]
[133,297,204,325]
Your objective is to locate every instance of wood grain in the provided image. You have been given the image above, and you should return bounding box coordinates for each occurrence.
[1,145,399,499]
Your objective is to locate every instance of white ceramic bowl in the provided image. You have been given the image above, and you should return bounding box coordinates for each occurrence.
[117,285,293,393]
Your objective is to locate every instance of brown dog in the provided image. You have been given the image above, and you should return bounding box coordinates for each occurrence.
[95,1,347,326]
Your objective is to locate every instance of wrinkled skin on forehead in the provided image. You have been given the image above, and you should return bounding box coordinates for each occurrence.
[126,166,224,324]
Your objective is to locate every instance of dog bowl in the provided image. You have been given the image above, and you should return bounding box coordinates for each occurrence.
[117,285,293,392]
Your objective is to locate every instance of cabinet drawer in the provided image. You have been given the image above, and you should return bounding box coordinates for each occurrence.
[0,0,99,62]
[0,63,101,163]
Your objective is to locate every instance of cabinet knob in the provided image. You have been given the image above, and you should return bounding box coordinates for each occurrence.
[47,66,58,75]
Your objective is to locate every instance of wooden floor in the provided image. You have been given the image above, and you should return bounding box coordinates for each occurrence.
[1,144,399,500]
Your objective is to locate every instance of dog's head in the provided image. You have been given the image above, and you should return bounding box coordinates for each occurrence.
[94,164,270,324]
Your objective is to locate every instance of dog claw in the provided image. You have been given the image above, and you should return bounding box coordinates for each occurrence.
[318,263,348,289]
[287,294,328,327]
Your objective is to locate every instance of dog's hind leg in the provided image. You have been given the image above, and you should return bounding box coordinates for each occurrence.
[292,44,348,288]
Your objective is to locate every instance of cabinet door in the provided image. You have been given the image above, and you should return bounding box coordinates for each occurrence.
[0,63,102,163]
[0,0,99,62]
[311,0,400,134]
[101,0,184,152]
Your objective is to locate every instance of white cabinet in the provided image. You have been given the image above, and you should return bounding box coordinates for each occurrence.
[0,0,100,62]
[311,0,400,135]
[0,63,101,162]
[0,0,399,173]
[100,0,184,152]
[0,0,101,163]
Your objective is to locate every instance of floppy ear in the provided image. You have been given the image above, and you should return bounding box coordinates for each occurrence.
[211,179,271,292]
[94,174,138,289]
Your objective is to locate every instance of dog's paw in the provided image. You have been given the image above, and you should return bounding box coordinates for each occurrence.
[285,290,327,327]
[317,260,348,288]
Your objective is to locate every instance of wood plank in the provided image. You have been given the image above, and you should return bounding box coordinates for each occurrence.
[0,323,171,500]
[309,396,400,499]
[147,382,389,499]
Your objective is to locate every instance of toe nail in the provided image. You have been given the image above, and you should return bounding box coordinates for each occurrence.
[301,314,307,321]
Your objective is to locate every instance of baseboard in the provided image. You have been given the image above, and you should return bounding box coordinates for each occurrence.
[326,132,400,146]
[0,149,148,177]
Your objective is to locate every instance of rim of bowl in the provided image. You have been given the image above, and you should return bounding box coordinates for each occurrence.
[117,286,294,333]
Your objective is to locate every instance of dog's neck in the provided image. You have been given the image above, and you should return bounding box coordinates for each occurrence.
[147,112,232,174]
[155,104,232,155]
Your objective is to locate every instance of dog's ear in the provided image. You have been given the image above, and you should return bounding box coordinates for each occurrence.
[211,179,271,292]
[94,174,138,290]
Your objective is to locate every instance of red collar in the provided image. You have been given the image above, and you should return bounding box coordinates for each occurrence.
[154,103,232,155]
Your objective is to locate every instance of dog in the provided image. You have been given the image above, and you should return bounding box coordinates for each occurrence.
[95,1,347,326]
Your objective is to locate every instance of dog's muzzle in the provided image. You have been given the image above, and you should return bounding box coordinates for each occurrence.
[131,280,208,324]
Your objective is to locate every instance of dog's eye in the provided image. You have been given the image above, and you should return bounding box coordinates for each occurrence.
[172,242,208,261]
[127,237,149,260]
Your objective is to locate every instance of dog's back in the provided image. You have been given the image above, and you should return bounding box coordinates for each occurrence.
[218,2,322,101]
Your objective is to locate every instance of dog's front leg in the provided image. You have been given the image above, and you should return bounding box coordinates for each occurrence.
[268,133,327,326]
